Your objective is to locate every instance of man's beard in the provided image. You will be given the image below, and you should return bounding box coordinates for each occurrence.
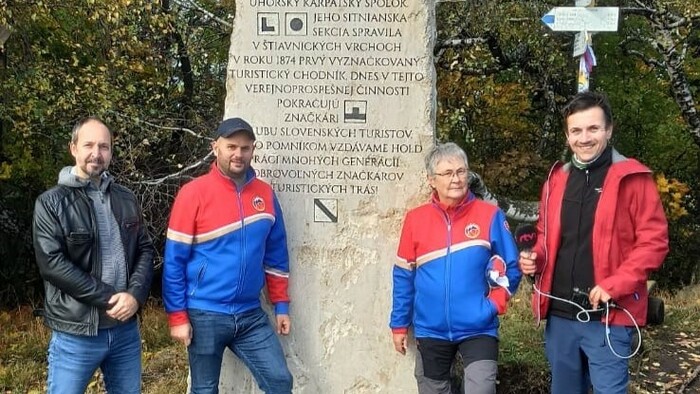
[83,160,106,178]
[218,159,247,180]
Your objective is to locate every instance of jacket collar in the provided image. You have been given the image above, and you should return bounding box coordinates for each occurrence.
[58,166,112,192]
[209,162,256,189]
[430,190,475,213]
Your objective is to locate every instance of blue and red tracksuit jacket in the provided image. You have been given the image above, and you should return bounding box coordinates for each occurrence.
[390,192,521,341]
[163,164,290,327]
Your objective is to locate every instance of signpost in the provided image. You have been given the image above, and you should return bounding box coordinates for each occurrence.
[541,1,619,92]
[540,7,619,32]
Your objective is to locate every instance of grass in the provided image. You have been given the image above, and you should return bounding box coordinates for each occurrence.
[0,299,188,394]
[497,285,550,393]
[1,286,699,393]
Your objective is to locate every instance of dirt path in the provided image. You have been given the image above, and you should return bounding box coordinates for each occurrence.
[631,325,700,393]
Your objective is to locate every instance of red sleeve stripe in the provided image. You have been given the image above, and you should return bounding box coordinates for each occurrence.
[266,274,290,303]
[167,311,190,327]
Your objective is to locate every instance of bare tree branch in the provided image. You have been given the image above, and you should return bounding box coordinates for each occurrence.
[451,65,503,75]
[666,17,690,29]
[677,364,700,394]
[110,111,211,140]
[435,37,487,50]
[137,152,214,185]
[434,37,487,60]
[621,7,655,17]
[630,0,654,11]
[139,119,210,140]
[621,47,664,68]
[619,35,652,47]
[172,0,233,30]
[469,172,539,222]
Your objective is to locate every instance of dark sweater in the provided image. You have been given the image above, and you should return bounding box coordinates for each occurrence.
[549,146,612,320]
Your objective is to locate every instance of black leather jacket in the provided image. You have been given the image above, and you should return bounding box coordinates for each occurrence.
[33,170,154,336]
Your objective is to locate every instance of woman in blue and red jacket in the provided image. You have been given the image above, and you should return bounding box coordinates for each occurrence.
[390,142,521,394]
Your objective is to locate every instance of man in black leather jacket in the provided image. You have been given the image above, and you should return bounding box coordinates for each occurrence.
[33,117,154,394]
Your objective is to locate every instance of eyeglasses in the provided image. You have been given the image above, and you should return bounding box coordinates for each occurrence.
[433,168,468,179]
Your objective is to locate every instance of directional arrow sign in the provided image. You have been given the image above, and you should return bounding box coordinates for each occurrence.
[541,7,619,32]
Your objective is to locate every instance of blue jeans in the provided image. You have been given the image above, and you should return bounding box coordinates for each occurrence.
[47,320,141,394]
[545,315,632,394]
[188,308,293,394]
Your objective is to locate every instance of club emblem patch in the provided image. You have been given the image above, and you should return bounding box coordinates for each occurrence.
[465,223,480,239]
[252,196,266,212]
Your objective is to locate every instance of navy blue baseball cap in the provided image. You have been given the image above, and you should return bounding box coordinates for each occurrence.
[215,117,256,140]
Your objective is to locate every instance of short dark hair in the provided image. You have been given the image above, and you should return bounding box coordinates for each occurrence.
[71,116,112,144]
[561,91,613,129]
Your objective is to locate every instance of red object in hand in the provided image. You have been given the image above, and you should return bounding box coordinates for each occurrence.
[487,255,510,315]
[488,287,509,315]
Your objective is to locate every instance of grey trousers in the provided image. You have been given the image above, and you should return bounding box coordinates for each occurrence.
[414,347,497,394]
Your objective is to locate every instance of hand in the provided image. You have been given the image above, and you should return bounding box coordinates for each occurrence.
[518,251,537,276]
[392,333,407,355]
[106,292,139,321]
[276,314,291,335]
[588,286,612,310]
[170,323,192,346]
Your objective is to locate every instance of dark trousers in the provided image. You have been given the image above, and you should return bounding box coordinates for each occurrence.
[415,335,498,394]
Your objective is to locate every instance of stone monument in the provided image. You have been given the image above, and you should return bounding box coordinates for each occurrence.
[219,0,436,392]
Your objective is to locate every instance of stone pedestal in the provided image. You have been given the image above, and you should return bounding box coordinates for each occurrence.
[219,0,436,392]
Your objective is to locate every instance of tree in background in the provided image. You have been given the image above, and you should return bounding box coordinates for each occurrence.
[0,0,232,304]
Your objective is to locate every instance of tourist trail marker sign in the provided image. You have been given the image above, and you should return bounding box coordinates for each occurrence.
[541,4,619,92]
[541,7,619,32]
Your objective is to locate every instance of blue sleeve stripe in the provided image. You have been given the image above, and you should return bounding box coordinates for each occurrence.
[163,240,192,312]
[275,302,290,315]
[391,265,414,328]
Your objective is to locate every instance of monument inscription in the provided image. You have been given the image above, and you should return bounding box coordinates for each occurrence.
[221,0,435,391]
[227,0,431,202]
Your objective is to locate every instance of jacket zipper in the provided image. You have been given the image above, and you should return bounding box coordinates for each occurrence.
[434,205,454,340]
[79,189,100,335]
[233,178,253,312]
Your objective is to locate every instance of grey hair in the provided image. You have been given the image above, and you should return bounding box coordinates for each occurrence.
[424,142,469,175]
[71,116,112,144]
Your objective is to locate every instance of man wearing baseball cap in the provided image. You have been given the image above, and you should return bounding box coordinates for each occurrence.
[163,117,293,393]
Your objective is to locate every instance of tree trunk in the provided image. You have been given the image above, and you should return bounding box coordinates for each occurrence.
[649,8,700,147]
[469,172,539,222]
